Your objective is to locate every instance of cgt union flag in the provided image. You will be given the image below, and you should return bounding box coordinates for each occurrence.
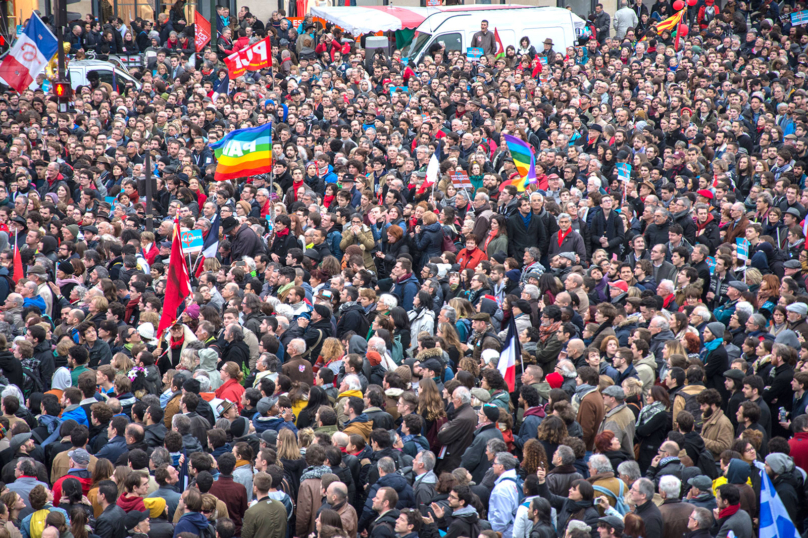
[497,317,522,392]
[224,36,272,78]
[0,13,58,93]
[194,12,211,51]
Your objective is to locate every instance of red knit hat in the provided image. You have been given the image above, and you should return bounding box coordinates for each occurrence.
[546,372,564,389]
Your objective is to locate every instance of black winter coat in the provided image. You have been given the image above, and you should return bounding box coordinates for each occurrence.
[378,239,410,279]
[230,224,266,261]
[538,481,600,536]
[507,212,546,261]
[269,232,301,263]
[635,408,670,474]
[589,209,625,258]
[336,304,369,339]
[222,339,251,368]
[0,350,23,391]
[695,218,721,253]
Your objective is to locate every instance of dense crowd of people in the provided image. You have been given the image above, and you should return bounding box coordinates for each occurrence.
[1,1,808,538]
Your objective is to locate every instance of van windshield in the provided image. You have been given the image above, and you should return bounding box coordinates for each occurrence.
[403,31,432,63]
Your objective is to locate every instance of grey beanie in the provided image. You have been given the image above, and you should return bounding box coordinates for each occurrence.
[775,330,801,350]
[765,453,793,476]
[706,322,725,339]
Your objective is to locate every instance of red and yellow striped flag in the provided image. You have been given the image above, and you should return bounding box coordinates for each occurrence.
[641,9,684,42]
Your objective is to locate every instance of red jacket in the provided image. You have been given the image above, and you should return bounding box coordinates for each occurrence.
[456,247,488,271]
[215,378,246,411]
[789,431,808,472]
[52,471,93,506]
[142,243,159,265]
[117,493,145,513]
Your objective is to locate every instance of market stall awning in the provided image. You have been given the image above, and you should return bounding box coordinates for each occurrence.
[309,4,551,36]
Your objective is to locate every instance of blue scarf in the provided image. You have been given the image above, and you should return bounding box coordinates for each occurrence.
[701,338,723,360]
[520,211,532,229]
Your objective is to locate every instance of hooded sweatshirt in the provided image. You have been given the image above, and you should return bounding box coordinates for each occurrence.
[174,511,211,537]
[198,350,223,389]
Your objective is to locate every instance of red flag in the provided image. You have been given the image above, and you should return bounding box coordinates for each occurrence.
[494,28,505,59]
[156,220,192,340]
[195,12,211,51]
[12,230,22,284]
[224,36,272,78]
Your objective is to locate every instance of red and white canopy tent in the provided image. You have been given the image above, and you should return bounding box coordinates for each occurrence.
[309,4,536,36]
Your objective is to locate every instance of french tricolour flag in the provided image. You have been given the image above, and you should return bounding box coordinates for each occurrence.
[497,317,522,393]
[0,13,58,93]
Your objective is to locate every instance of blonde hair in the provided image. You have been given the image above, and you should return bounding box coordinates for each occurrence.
[277,429,301,460]
[111,354,133,375]
[422,212,438,225]
[622,377,643,399]
[222,361,244,382]
[298,427,314,448]
[320,338,344,361]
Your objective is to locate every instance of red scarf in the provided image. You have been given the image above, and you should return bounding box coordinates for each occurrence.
[324,194,335,208]
[292,180,304,201]
[718,504,740,520]
[663,294,675,309]
[697,213,715,231]
[557,227,572,247]
[275,228,289,237]
[170,334,185,349]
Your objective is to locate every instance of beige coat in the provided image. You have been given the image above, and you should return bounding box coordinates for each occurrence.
[701,408,735,458]
[599,403,636,456]
[672,384,705,430]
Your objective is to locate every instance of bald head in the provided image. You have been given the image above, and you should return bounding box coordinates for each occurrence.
[567,339,585,356]
[660,441,679,456]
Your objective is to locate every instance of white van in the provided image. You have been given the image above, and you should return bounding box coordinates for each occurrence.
[402,6,586,66]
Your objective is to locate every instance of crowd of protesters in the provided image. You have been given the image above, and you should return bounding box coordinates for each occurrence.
[3,1,808,538]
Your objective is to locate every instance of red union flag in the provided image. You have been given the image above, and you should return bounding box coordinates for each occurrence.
[194,11,211,51]
[224,36,272,78]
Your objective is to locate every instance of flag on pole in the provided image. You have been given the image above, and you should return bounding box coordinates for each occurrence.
[12,230,23,284]
[195,215,220,277]
[494,28,505,59]
[224,36,272,78]
[760,470,801,538]
[209,123,272,181]
[499,134,537,192]
[195,11,212,51]
[211,72,230,104]
[497,317,521,393]
[0,13,58,93]
[156,219,192,340]
[641,8,684,46]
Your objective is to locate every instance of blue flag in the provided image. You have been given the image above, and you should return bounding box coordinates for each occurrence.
[760,470,800,538]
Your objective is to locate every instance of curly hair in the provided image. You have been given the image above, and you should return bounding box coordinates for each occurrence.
[459,357,480,378]
[521,439,548,475]
[320,338,343,361]
[683,332,702,354]
[536,416,568,444]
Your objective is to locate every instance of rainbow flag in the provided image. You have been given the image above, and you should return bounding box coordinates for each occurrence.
[495,28,505,59]
[499,134,537,192]
[210,123,272,181]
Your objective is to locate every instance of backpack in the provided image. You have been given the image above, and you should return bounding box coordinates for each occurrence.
[20,358,45,398]
[391,334,404,365]
[696,448,719,479]
[200,524,216,538]
[501,475,526,512]
[593,481,631,516]
[679,391,704,433]
[703,5,716,22]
